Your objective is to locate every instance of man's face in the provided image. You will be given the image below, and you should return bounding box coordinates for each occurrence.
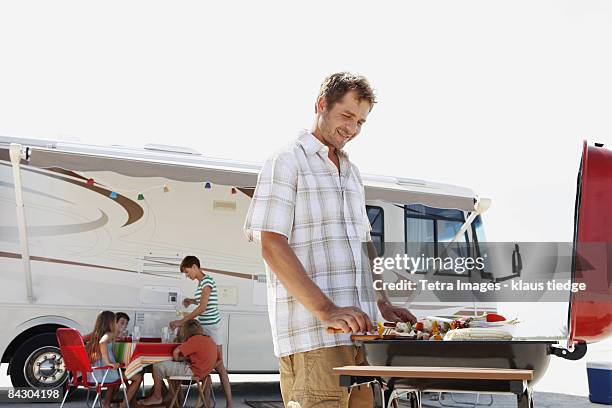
[317,90,371,151]
[116,317,129,334]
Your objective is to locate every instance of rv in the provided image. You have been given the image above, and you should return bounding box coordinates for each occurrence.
[0,135,490,388]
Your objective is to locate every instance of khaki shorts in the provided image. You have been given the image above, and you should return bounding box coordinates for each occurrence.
[279,345,373,408]
[153,361,193,378]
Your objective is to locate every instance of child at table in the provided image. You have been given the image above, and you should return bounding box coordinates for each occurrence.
[82,311,131,344]
[141,319,218,406]
[87,310,143,408]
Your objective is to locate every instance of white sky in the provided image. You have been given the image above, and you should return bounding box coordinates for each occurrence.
[1,2,611,396]
[1,1,612,242]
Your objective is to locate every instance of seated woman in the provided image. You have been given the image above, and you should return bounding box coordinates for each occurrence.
[87,311,143,408]
[141,319,218,406]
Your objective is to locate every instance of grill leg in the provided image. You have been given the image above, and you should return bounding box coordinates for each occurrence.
[516,384,533,408]
[385,385,409,408]
[372,381,384,408]
[408,391,421,408]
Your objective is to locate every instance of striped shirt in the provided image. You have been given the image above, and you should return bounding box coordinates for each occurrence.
[244,129,377,357]
[194,274,221,326]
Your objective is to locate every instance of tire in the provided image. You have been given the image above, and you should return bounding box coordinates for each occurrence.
[9,333,68,389]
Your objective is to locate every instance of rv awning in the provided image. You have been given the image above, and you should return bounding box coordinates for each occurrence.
[24,146,483,212]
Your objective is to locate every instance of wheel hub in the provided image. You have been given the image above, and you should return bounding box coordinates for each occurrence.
[26,348,66,387]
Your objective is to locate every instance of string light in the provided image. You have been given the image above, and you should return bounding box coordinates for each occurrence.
[79,173,231,200]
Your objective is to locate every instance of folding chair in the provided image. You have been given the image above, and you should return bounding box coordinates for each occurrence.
[167,375,215,408]
[56,328,130,408]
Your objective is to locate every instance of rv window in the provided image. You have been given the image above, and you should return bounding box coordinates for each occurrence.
[404,204,469,274]
[366,205,385,256]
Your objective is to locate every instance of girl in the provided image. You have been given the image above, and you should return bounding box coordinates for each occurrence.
[87,311,142,408]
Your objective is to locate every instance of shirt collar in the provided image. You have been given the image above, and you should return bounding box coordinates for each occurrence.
[296,129,348,158]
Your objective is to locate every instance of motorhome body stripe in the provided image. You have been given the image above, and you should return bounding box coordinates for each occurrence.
[0,159,144,227]
[0,210,109,238]
[0,251,255,280]
[0,251,139,273]
[237,187,255,198]
[138,257,254,280]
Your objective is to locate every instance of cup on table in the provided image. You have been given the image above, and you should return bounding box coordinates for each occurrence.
[119,327,129,341]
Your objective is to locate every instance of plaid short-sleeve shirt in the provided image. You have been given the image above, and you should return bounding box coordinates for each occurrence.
[244,130,377,357]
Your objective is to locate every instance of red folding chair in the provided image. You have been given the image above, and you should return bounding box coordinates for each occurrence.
[56,328,129,408]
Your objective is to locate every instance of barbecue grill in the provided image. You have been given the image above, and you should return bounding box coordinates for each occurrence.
[353,142,612,407]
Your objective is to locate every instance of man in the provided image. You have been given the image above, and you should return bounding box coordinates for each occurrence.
[244,72,416,408]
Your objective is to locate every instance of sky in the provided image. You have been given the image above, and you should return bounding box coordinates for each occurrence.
[1,0,611,242]
[1,1,611,396]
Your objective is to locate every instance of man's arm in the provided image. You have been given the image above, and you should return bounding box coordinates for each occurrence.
[261,231,373,333]
[366,240,417,323]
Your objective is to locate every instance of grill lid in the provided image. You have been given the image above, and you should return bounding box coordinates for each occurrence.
[568,141,612,344]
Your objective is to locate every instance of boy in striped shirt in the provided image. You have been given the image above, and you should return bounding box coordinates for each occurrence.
[170,255,233,408]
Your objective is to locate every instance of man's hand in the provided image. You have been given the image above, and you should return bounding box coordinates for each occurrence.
[319,304,373,334]
[378,300,417,324]
[169,320,182,330]
[182,298,196,308]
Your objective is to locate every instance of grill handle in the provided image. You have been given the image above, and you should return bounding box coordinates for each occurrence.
[550,342,587,360]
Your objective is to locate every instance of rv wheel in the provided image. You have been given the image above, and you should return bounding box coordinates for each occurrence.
[10,333,67,389]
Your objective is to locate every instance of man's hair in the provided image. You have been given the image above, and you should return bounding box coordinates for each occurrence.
[180,255,200,271]
[115,312,130,322]
[316,72,377,113]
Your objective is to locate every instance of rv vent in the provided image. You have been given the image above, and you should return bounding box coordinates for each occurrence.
[256,274,267,283]
[144,143,201,155]
[141,255,182,276]
[213,200,237,211]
